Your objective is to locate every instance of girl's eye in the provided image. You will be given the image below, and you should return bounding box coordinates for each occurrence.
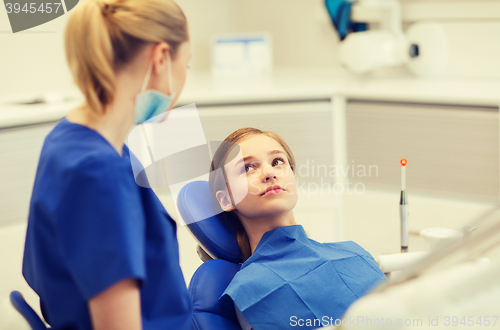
[272,157,285,166]
[244,164,255,173]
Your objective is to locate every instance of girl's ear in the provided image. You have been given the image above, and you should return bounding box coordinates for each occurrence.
[216,190,235,212]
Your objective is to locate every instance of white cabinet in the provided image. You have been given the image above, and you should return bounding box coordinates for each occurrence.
[346,101,499,201]
[0,123,56,227]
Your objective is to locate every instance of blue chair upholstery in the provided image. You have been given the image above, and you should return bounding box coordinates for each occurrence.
[9,291,47,330]
[177,181,242,263]
[177,181,243,330]
[189,259,241,330]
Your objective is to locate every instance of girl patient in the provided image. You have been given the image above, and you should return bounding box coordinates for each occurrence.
[208,128,386,330]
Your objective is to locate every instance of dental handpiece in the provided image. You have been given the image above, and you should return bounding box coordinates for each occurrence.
[400,159,408,253]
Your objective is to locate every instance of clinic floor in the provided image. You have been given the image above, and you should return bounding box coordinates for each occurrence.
[0,188,494,318]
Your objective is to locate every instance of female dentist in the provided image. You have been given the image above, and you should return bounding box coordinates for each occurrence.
[22,0,192,329]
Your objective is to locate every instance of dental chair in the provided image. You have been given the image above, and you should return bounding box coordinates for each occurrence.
[9,291,47,330]
[177,181,399,330]
[177,181,243,330]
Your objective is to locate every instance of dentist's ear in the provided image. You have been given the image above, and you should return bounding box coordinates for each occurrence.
[216,190,235,212]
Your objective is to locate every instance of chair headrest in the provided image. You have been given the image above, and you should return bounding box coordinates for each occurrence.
[177,181,242,264]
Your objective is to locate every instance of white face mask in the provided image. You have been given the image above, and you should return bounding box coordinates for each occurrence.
[133,51,176,125]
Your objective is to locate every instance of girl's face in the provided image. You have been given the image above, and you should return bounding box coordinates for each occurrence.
[218,135,298,220]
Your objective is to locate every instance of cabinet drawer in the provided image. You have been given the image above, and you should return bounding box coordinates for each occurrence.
[347,101,499,201]
[0,123,56,227]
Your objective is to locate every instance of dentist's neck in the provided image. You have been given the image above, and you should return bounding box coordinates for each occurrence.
[238,211,297,254]
[67,68,138,156]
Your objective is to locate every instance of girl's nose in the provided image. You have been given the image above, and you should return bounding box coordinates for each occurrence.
[265,174,277,182]
[263,165,278,182]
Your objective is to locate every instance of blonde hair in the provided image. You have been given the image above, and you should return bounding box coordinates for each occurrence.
[209,128,296,262]
[64,0,188,114]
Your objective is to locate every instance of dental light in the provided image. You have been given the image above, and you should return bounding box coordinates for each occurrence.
[338,0,416,74]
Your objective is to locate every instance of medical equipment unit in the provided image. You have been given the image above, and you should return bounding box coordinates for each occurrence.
[337,0,412,74]
[335,205,500,330]
[335,0,500,79]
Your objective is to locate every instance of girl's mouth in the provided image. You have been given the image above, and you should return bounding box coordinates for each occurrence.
[261,186,285,196]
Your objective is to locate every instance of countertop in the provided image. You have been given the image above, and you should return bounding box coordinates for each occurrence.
[1,67,499,129]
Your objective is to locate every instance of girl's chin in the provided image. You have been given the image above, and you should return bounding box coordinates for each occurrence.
[238,206,294,219]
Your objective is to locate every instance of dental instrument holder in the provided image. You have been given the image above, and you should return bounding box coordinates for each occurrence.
[400,190,409,253]
[400,159,408,253]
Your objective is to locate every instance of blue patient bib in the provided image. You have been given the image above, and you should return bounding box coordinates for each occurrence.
[221,225,386,330]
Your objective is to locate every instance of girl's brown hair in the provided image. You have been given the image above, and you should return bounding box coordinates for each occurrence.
[64,0,188,114]
[208,128,296,262]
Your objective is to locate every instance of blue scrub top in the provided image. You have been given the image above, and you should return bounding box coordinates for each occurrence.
[22,118,192,330]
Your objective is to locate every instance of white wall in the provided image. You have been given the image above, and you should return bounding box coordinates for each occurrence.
[0,0,342,98]
[3,0,499,99]
[0,7,73,98]
[173,0,235,72]
[221,0,341,69]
